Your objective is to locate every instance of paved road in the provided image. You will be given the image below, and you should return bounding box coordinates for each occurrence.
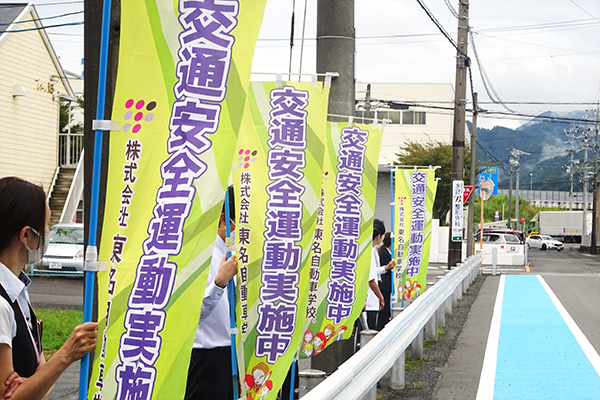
[434,245,600,399]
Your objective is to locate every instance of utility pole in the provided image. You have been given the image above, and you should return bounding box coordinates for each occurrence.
[591,105,599,254]
[582,135,590,238]
[507,165,513,229]
[316,0,355,121]
[313,0,356,373]
[467,93,478,256]
[507,148,529,230]
[448,0,470,268]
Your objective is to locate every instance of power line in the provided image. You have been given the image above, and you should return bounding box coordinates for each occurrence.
[414,0,464,56]
[469,31,515,113]
[1,21,83,33]
[0,10,83,26]
[567,0,600,23]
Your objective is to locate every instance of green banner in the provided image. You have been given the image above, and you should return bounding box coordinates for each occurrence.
[393,168,438,302]
[232,81,329,399]
[299,121,383,359]
[90,1,266,399]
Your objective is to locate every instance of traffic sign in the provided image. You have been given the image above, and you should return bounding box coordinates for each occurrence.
[463,186,474,203]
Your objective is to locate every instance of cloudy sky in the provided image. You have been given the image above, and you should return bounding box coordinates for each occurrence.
[6,0,600,129]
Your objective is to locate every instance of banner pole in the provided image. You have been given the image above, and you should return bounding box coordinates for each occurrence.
[288,358,297,400]
[390,165,395,301]
[224,188,239,400]
[79,0,111,399]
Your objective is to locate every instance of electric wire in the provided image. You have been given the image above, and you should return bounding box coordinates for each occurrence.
[0,10,82,26]
[414,0,464,56]
[1,21,83,33]
[469,30,515,113]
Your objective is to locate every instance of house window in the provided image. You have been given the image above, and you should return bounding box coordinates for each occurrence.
[414,111,426,125]
[402,111,427,125]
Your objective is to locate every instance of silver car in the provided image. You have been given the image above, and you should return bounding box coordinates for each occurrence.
[38,223,85,273]
[526,234,564,251]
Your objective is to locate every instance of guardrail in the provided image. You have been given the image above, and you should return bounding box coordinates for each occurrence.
[302,252,484,400]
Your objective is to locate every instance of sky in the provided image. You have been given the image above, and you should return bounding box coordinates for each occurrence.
[4,0,600,129]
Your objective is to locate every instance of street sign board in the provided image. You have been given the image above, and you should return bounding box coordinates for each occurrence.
[452,180,464,242]
[478,166,498,196]
[463,185,474,203]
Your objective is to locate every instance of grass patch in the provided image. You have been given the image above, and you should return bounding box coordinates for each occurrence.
[405,352,424,371]
[36,308,83,359]
[412,381,424,390]
[437,327,445,336]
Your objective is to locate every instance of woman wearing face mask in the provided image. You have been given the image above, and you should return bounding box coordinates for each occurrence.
[0,177,97,400]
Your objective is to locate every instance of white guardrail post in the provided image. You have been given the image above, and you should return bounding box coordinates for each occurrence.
[301,252,484,400]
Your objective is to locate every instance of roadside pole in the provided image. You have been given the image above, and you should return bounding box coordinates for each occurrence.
[448,0,470,268]
[467,93,478,256]
[312,0,356,373]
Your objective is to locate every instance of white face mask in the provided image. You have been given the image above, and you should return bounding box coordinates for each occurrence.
[26,227,48,265]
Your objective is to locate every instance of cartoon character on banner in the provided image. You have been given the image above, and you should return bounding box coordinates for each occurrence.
[334,325,347,342]
[247,362,273,400]
[312,332,326,355]
[322,324,336,346]
[302,329,314,358]
[404,277,422,299]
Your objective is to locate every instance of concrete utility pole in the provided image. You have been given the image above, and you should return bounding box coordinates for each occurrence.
[467,93,478,256]
[507,166,513,229]
[313,0,356,373]
[591,106,599,253]
[316,0,355,121]
[583,135,590,238]
[448,0,470,268]
[507,148,529,230]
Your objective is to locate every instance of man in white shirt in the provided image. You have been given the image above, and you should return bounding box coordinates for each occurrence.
[184,187,237,400]
[365,219,395,330]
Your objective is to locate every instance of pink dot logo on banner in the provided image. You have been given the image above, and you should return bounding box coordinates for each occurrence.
[235,149,258,169]
[122,99,157,133]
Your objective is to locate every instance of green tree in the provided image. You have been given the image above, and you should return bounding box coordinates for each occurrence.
[394,140,474,224]
[59,96,84,133]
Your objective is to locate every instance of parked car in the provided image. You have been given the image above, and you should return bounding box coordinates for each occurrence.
[526,234,564,251]
[481,228,525,244]
[474,232,523,254]
[38,223,84,273]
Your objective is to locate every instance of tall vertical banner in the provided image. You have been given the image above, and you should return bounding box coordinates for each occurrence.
[299,121,383,360]
[393,169,438,302]
[232,81,329,399]
[90,2,266,399]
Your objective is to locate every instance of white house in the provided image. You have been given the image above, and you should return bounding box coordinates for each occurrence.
[0,2,76,192]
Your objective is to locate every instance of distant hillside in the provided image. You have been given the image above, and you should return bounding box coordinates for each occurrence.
[472,111,588,191]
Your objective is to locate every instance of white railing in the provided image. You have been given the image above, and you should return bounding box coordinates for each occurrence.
[302,252,484,400]
[59,149,84,224]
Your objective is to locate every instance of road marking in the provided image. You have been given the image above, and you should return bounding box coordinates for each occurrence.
[477,275,600,399]
[537,276,600,376]
[476,275,505,400]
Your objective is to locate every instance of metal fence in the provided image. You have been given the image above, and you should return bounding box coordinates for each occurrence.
[302,252,484,399]
[59,131,84,166]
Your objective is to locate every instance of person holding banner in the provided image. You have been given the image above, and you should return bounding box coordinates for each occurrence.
[377,233,393,331]
[0,177,97,400]
[365,219,395,330]
[185,186,238,400]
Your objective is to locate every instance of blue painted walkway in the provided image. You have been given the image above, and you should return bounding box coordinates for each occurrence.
[480,275,600,399]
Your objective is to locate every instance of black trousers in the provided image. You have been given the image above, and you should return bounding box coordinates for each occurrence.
[377,290,391,331]
[366,310,379,330]
[184,346,233,400]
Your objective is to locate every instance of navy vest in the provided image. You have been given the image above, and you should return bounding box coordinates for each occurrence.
[0,283,40,377]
